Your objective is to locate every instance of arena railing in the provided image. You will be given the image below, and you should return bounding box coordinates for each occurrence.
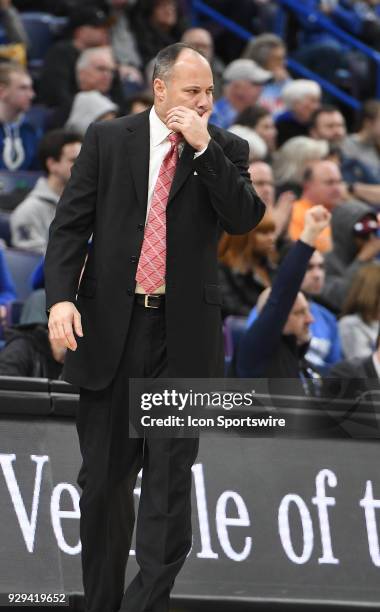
[192,0,366,110]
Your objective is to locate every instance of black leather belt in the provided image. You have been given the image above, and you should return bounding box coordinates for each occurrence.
[135,294,165,309]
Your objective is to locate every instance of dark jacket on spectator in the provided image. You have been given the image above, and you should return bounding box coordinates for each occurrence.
[219,261,276,319]
[275,110,310,146]
[39,40,79,109]
[0,324,62,378]
[233,240,316,378]
[131,0,186,65]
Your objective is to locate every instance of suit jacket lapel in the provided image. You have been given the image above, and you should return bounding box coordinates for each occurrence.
[125,110,150,211]
[168,125,219,205]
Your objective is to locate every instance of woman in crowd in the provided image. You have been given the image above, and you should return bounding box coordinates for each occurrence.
[218,211,277,319]
[339,263,380,359]
[131,0,186,65]
[234,105,278,161]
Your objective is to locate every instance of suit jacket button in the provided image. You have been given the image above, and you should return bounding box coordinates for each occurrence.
[130,255,137,263]
[137,223,144,231]
[127,288,133,296]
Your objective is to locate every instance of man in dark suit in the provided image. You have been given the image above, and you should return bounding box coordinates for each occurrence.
[44,43,265,612]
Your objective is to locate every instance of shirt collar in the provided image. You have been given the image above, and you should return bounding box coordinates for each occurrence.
[150,106,171,148]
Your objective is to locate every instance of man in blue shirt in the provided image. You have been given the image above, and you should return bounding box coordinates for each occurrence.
[0,62,41,171]
[246,247,342,374]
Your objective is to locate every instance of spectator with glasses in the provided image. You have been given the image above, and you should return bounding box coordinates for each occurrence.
[249,160,295,243]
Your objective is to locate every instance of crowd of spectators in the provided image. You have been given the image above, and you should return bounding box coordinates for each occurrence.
[0,0,378,392]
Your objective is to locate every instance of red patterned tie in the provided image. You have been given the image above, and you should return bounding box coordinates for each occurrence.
[136,132,181,293]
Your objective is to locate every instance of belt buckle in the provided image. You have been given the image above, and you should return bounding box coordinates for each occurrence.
[144,294,160,309]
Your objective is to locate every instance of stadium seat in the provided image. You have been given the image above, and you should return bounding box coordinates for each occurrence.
[0,171,42,194]
[0,171,42,212]
[2,248,42,301]
[21,12,68,63]
[19,289,47,325]
[0,211,11,246]
[5,300,24,326]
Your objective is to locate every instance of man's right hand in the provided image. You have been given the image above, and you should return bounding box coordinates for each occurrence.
[48,302,83,351]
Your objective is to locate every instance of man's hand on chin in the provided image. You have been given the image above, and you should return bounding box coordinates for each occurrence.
[166,106,211,151]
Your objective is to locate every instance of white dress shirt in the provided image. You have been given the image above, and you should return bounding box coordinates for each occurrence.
[135,106,207,295]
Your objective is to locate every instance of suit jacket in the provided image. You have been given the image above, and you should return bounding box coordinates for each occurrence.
[44,110,265,389]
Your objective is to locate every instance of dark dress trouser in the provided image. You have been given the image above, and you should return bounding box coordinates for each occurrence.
[76,299,199,612]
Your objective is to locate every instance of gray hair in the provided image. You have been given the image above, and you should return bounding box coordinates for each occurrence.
[76,46,113,76]
[273,136,329,186]
[228,124,267,162]
[242,33,285,67]
[282,79,321,109]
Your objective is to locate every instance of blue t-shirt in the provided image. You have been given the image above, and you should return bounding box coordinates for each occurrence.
[306,301,342,372]
[210,97,237,129]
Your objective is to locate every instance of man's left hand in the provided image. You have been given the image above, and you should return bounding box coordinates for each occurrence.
[166,106,211,151]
